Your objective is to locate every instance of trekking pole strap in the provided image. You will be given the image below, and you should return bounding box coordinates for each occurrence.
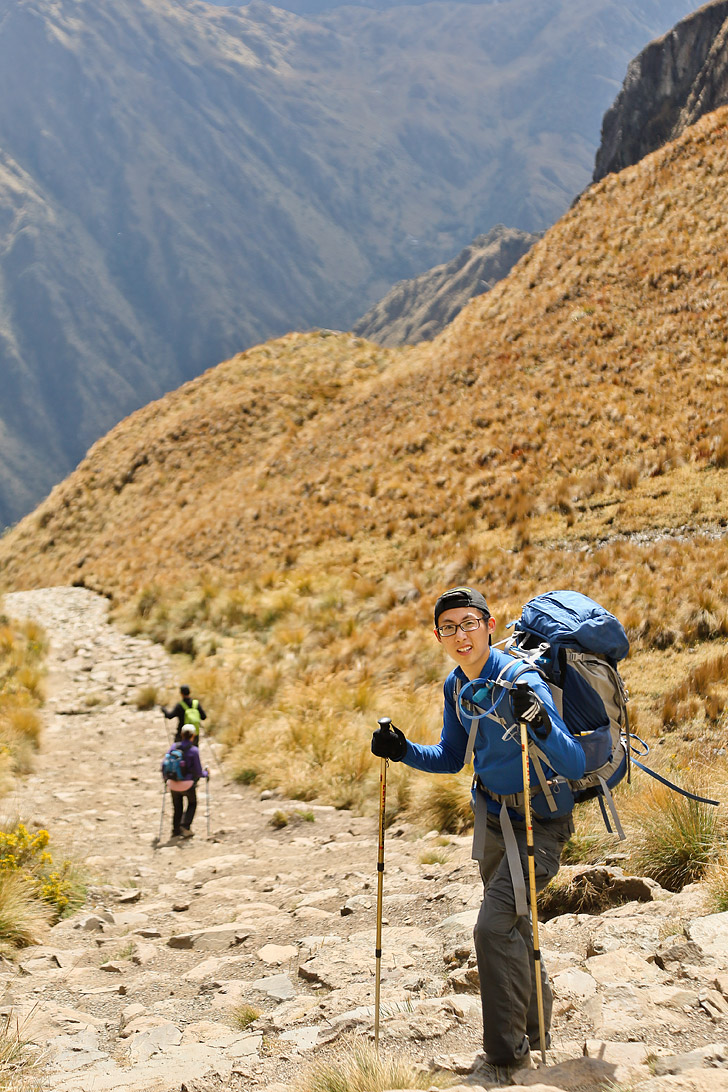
[630,759,720,806]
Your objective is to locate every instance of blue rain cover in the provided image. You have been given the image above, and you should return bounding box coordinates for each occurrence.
[519,590,629,664]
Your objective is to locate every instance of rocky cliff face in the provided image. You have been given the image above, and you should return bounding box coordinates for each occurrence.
[594,0,728,181]
[352,225,539,347]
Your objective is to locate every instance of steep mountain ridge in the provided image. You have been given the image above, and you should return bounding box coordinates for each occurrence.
[0,0,699,527]
[352,225,540,347]
[594,0,728,180]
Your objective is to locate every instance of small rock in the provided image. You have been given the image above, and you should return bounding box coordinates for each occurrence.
[117,890,143,904]
[700,988,728,1021]
[448,966,480,994]
[250,973,295,1001]
[652,1042,728,1075]
[257,943,297,966]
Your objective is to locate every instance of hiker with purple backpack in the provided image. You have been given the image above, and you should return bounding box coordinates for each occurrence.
[161,725,209,839]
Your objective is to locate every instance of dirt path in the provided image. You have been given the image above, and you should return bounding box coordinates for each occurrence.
[2,587,728,1092]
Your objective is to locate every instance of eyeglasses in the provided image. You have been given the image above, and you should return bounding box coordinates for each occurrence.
[436,617,487,637]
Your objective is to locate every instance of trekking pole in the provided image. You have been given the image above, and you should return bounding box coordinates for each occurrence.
[519,717,547,1065]
[374,716,391,1054]
[201,726,226,783]
[206,775,211,839]
[157,782,168,845]
[161,710,173,745]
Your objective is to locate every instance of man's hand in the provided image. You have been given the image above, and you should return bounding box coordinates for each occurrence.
[160,706,168,715]
[371,722,408,761]
[511,684,552,740]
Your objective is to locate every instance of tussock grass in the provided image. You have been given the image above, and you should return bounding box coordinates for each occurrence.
[561,799,619,866]
[297,1038,451,1092]
[0,1012,44,1092]
[232,1003,261,1031]
[0,873,51,956]
[0,614,47,793]
[416,771,474,834]
[626,780,727,891]
[134,684,159,711]
[704,851,728,913]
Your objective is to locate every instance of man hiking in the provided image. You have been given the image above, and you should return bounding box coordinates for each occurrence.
[371,586,585,1086]
[162,725,209,839]
[162,684,206,744]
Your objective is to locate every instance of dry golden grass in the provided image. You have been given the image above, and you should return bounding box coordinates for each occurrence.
[297,1037,453,1092]
[0,111,727,828]
[0,1011,45,1092]
[0,614,46,793]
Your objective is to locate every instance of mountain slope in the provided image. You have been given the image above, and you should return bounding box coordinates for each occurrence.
[0,0,699,527]
[352,226,540,347]
[2,108,727,796]
[1,108,726,615]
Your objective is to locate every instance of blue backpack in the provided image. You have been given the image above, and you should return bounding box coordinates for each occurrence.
[162,746,188,781]
[503,590,717,832]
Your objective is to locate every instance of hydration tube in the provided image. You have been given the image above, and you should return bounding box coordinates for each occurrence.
[457,660,534,725]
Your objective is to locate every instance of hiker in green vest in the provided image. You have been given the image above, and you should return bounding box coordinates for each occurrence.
[162,684,207,744]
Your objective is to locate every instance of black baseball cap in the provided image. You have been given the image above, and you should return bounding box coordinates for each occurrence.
[434,587,490,627]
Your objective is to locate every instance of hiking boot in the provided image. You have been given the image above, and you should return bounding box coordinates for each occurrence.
[181,827,194,838]
[465,1053,533,1087]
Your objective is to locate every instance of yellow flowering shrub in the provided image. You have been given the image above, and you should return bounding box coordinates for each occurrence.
[0,823,77,918]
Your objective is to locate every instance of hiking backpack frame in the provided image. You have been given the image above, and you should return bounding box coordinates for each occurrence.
[455,590,718,838]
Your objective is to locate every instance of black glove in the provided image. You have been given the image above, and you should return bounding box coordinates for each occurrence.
[371,722,408,761]
[511,684,552,740]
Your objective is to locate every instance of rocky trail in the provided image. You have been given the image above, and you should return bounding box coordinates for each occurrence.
[2,587,728,1092]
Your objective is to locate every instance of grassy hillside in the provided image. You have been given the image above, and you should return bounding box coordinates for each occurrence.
[1,109,727,821]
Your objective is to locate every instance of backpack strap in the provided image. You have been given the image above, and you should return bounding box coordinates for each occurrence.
[596,774,626,839]
[630,758,719,806]
[471,784,528,917]
[528,742,559,814]
[499,802,529,918]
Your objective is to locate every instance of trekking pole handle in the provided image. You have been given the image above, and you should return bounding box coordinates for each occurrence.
[377,717,392,733]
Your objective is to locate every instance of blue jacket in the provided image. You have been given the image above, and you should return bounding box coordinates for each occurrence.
[403,648,585,813]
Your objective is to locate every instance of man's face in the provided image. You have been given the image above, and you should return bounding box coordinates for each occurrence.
[434,606,495,677]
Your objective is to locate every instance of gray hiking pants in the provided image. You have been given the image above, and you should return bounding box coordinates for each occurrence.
[472,807,573,1065]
